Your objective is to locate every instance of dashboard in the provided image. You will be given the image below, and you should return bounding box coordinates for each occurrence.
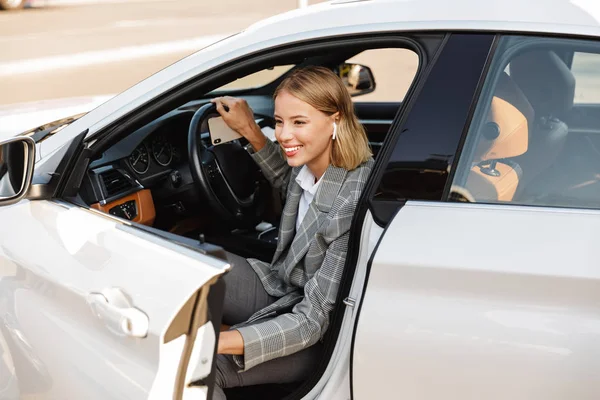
[125,121,188,179]
[81,110,197,224]
[89,109,194,182]
[80,97,276,225]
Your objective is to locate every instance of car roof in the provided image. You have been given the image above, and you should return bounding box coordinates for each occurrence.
[246,0,600,39]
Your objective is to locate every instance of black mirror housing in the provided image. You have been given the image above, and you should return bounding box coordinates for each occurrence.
[336,62,376,97]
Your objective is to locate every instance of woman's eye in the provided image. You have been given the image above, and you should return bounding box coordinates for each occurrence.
[294,121,306,125]
[275,120,283,125]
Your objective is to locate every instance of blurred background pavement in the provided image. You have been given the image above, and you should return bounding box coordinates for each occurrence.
[0,0,320,105]
[0,0,326,135]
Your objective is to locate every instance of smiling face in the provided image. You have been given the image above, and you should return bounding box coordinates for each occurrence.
[274,90,337,179]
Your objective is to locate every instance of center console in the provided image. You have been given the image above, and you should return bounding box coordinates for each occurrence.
[207,222,279,262]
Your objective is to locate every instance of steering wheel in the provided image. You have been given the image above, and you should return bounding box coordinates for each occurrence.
[188,103,267,228]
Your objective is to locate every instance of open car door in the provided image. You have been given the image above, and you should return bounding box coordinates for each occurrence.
[0,199,227,399]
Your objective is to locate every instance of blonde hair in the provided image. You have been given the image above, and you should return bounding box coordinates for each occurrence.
[273,66,372,171]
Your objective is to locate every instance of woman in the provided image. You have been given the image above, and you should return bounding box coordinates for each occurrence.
[210,66,373,399]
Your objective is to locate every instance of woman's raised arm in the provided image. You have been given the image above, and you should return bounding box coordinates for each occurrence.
[212,96,292,192]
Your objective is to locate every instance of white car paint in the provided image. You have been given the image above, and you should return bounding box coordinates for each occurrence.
[356,201,600,399]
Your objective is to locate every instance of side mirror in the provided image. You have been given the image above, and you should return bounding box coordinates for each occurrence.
[336,63,376,97]
[0,137,35,206]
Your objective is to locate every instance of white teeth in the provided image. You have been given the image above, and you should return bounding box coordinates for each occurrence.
[284,146,302,153]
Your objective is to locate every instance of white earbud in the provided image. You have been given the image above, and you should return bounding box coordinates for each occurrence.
[332,121,337,140]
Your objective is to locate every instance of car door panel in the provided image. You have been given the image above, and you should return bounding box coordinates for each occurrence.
[552,47,600,200]
[0,199,227,399]
[354,201,600,399]
[566,105,600,154]
[528,105,600,206]
[569,104,600,134]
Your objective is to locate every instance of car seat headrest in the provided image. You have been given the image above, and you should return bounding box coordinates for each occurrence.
[473,73,532,163]
[510,50,575,120]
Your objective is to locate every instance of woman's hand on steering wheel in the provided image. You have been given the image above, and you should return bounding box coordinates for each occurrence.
[211,96,267,151]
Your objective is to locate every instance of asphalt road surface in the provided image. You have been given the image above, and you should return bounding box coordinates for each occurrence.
[0,0,317,105]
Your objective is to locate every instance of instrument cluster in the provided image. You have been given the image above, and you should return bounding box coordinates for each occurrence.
[128,132,181,175]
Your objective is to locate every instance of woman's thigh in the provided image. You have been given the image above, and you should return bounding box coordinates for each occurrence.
[221,251,277,326]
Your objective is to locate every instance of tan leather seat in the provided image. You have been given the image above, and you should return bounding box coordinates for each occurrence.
[466,73,533,202]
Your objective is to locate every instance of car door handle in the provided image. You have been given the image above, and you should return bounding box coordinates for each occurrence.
[87,288,149,338]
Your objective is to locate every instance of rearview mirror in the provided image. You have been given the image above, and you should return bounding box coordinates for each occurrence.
[0,137,35,206]
[336,63,376,97]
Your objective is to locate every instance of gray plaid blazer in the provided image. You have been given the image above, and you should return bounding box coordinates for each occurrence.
[233,139,374,371]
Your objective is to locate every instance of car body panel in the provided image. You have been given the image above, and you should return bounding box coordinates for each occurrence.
[0,199,228,399]
[354,201,600,399]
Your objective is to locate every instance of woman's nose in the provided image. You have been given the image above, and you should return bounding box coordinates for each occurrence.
[278,124,294,141]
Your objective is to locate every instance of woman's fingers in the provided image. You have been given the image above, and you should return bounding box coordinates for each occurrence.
[209,96,263,144]
[213,97,248,120]
[211,97,228,116]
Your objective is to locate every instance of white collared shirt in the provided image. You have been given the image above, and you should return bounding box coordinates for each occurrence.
[295,166,323,231]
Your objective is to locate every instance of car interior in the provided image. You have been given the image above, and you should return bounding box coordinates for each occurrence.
[67,42,419,399]
[455,39,600,209]
[74,44,414,260]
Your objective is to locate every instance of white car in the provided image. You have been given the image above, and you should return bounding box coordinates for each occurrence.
[2,0,600,399]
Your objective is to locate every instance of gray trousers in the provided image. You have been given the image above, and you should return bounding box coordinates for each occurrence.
[213,251,321,400]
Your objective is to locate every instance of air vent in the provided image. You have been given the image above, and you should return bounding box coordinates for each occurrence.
[100,169,133,198]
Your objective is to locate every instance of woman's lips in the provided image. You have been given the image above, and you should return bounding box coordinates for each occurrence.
[283,145,303,157]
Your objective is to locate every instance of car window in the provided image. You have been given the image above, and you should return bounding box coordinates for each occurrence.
[571,52,600,103]
[369,33,493,225]
[346,48,419,102]
[450,36,600,209]
[212,65,295,92]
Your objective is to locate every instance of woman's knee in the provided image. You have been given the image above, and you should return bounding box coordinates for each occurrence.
[215,354,241,390]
